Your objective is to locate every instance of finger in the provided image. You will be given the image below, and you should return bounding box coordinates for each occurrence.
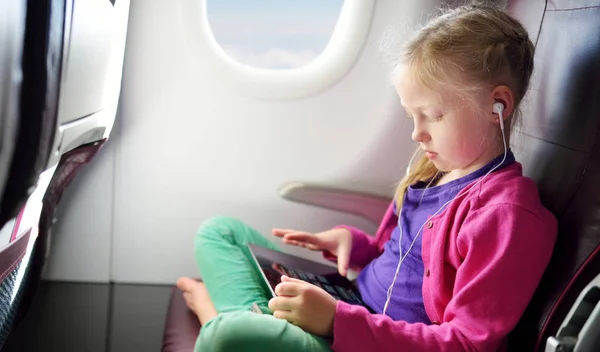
[283,232,316,242]
[281,239,320,251]
[268,296,295,311]
[275,280,303,296]
[280,275,307,285]
[303,242,323,251]
[283,239,305,247]
[272,309,295,323]
[283,233,323,247]
[272,228,296,237]
[337,240,351,277]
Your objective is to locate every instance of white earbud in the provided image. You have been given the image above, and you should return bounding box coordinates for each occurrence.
[493,102,505,132]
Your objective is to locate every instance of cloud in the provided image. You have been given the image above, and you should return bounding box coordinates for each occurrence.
[220,45,318,69]
[209,14,339,40]
[207,1,343,39]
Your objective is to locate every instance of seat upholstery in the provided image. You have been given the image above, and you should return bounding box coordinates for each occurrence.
[507,1,600,350]
[162,1,600,351]
[162,287,201,352]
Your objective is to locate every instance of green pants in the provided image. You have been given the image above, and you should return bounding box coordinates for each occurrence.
[193,216,333,352]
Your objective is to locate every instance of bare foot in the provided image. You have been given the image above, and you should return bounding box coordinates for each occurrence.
[177,277,218,325]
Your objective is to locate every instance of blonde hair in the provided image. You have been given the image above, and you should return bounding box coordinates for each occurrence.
[393,3,535,211]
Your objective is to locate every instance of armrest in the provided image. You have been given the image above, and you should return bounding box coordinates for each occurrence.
[278,182,392,226]
[546,273,600,352]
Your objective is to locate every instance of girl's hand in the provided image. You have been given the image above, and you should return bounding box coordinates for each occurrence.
[268,275,337,337]
[272,228,353,277]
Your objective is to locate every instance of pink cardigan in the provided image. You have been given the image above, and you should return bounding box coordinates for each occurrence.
[328,163,557,352]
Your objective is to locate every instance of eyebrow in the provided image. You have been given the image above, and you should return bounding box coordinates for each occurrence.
[401,103,441,110]
[400,103,440,113]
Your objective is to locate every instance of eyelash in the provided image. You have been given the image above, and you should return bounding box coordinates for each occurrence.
[405,113,443,122]
[428,115,443,122]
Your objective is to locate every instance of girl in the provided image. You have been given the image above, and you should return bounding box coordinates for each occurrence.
[177,4,557,352]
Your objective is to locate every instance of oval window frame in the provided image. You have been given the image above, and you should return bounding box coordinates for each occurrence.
[178,0,376,100]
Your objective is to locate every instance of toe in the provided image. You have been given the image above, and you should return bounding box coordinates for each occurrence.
[183,292,194,305]
[176,277,197,292]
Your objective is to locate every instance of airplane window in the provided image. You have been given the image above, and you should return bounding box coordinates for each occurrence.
[206,0,344,69]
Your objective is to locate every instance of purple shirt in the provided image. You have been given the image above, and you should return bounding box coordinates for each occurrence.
[356,150,515,323]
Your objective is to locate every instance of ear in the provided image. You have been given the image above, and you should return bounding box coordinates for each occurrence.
[489,85,515,124]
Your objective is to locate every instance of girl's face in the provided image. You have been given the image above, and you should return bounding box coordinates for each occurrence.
[395,68,502,180]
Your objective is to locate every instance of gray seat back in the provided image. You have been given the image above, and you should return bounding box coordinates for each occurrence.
[508,1,600,350]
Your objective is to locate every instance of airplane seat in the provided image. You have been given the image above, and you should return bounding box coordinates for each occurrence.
[161,1,600,351]
[163,286,202,351]
[505,1,600,351]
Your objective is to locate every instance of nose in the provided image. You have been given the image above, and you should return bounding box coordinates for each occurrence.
[411,120,430,143]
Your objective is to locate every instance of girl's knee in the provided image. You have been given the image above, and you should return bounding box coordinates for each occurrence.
[194,216,255,259]
[196,216,243,240]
